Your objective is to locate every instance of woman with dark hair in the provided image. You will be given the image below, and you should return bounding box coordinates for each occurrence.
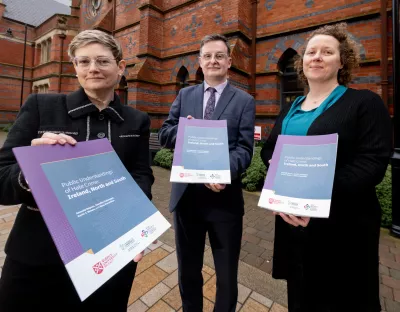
[0,30,153,310]
[261,23,392,311]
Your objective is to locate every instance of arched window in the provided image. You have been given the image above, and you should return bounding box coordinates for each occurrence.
[278,48,304,107]
[46,38,52,62]
[195,67,204,84]
[176,66,189,94]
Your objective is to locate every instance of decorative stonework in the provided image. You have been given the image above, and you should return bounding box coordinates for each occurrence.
[171,27,177,37]
[83,0,103,24]
[119,0,139,13]
[265,0,275,11]
[89,0,102,17]
[305,0,314,8]
[185,15,202,38]
[214,14,222,25]
[126,36,136,54]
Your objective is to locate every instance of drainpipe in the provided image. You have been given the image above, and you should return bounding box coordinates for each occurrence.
[250,0,258,97]
[19,24,27,107]
[391,0,400,238]
[58,33,66,93]
[380,0,388,107]
[112,0,116,35]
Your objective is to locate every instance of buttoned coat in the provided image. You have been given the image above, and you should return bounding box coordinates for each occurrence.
[0,88,154,265]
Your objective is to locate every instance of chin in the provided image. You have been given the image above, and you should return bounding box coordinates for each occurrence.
[85,83,108,90]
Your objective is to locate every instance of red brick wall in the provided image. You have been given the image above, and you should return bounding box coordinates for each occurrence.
[0,0,394,135]
[257,0,386,36]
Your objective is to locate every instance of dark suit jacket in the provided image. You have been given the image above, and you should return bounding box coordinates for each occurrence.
[260,88,391,309]
[159,82,255,218]
[0,88,154,265]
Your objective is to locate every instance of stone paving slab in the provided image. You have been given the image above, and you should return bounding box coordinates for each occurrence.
[0,165,399,311]
[131,243,286,311]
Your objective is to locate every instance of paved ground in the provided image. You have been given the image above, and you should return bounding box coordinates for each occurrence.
[0,161,399,311]
[0,131,6,146]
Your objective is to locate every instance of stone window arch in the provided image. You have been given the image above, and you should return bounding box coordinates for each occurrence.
[195,67,204,84]
[40,40,47,64]
[46,38,52,62]
[278,48,304,108]
[176,66,189,94]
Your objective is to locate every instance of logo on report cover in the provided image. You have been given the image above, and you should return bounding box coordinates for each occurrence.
[92,253,117,274]
[141,230,148,238]
[269,198,283,205]
[304,204,311,210]
[92,262,104,275]
[209,173,221,179]
[179,172,192,178]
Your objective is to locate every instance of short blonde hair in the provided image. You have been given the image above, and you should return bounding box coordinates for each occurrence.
[295,23,360,86]
[68,30,123,62]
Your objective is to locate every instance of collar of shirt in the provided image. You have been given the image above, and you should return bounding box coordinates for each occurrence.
[203,80,228,95]
[66,88,125,124]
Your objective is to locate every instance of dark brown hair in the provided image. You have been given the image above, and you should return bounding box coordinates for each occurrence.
[295,23,360,86]
[200,34,231,56]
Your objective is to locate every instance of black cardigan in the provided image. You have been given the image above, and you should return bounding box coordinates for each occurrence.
[260,88,392,310]
[0,88,154,265]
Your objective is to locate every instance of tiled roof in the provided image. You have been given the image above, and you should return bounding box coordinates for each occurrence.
[3,0,70,27]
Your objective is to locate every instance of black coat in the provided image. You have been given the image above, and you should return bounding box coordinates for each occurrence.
[260,88,392,310]
[0,88,154,265]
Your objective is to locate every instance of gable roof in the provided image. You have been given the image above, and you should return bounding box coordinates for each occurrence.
[3,0,70,27]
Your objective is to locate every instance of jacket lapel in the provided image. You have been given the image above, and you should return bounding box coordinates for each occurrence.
[193,83,204,119]
[212,82,235,120]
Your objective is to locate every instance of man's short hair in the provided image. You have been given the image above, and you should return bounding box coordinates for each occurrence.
[200,34,231,56]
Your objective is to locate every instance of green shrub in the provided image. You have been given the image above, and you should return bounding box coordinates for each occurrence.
[377,164,392,228]
[153,148,174,169]
[241,146,267,192]
[2,123,13,132]
[255,140,265,148]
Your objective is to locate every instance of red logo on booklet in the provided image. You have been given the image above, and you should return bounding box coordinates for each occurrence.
[180,173,184,178]
[92,262,104,274]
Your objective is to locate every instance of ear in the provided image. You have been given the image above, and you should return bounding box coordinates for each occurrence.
[227,57,232,69]
[118,60,126,75]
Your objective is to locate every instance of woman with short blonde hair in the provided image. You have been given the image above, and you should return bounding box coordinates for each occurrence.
[0,29,153,310]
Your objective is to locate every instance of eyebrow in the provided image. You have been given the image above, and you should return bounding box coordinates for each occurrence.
[75,55,112,58]
[307,46,336,49]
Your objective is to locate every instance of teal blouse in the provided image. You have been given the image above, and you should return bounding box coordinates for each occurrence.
[282,85,348,136]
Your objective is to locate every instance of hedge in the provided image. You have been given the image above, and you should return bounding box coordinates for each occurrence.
[153,148,174,169]
[241,146,267,191]
[153,148,393,228]
[377,165,392,228]
[1,123,13,132]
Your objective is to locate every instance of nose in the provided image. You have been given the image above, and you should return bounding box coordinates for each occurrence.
[210,55,218,64]
[312,51,322,61]
[88,60,100,71]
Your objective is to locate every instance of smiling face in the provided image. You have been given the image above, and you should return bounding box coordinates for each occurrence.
[199,40,232,85]
[73,43,125,93]
[303,34,343,84]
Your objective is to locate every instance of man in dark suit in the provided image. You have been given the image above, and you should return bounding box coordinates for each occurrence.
[159,34,255,312]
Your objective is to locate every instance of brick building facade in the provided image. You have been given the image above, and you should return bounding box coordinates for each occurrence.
[0,0,395,138]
